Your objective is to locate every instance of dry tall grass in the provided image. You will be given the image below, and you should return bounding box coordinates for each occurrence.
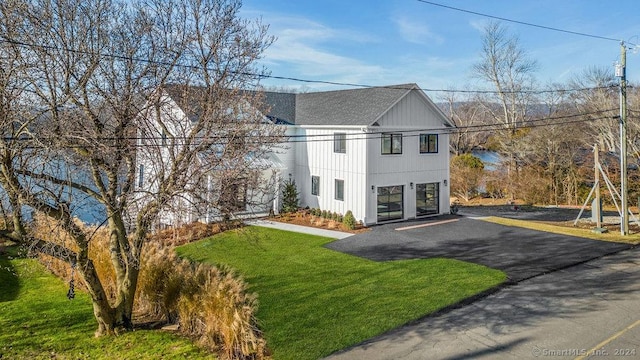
[32,217,267,359]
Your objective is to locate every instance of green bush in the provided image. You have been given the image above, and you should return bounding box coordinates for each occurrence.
[321,210,328,219]
[281,179,299,213]
[343,210,356,230]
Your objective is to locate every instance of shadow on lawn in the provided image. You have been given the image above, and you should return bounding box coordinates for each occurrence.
[0,247,20,302]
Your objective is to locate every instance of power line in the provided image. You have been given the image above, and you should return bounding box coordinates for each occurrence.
[416,0,623,43]
[0,36,616,95]
[2,108,619,148]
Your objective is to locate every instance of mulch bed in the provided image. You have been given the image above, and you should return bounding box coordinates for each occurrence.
[268,211,369,234]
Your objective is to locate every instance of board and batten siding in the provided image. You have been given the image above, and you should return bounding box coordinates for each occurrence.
[363,90,452,224]
[374,89,449,128]
[293,126,368,223]
[365,131,450,224]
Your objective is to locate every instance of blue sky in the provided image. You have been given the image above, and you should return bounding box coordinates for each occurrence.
[241,0,640,96]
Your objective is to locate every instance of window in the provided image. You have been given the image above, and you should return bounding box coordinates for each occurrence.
[219,180,247,212]
[335,179,344,201]
[138,164,144,188]
[416,183,439,216]
[381,133,402,154]
[420,134,438,153]
[377,185,404,221]
[334,133,346,153]
[161,131,167,146]
[311,176,320,196]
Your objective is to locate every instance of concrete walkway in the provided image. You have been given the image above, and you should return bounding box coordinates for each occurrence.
[245,219,353,239]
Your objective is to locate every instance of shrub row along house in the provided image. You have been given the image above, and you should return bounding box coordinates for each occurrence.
[137,83,454,227]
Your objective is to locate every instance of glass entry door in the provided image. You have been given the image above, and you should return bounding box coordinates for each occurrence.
[416,183,439,216]
[377,185,404,222]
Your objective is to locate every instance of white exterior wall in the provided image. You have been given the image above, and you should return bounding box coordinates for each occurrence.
[364,91,452,225]
[135,94,197,227]
[293,126,368,223]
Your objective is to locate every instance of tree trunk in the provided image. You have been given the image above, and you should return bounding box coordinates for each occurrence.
[76,257,121,335]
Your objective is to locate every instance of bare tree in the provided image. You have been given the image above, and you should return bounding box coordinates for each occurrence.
[472,21,538,198]
[0,0,280,336]
[568,67,619,152]
[440,91,491,155]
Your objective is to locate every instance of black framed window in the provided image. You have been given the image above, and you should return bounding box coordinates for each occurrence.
[311,176,320,196]
[377,185,404,221]
[138,164,144,188]
[416,182,439,216]
[381,133,402,154]
[420,134,438,153]
[334,133,346,153]
[220,179,247,212]
[335,179,344,201]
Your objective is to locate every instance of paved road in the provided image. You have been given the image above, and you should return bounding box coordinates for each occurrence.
[326,247,640,359]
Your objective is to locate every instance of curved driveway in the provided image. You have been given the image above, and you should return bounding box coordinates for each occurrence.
[326,211,631,283]
[324,208,638,359]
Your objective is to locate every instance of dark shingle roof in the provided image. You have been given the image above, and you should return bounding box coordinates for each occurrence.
[163,83,439,127]
[262,92,296,124]
[294,84,416,126]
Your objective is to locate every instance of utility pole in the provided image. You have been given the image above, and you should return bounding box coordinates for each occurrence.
[594,144,602,229]
[617,42,629,235]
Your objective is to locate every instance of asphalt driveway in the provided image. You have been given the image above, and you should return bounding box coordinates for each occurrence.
[326,211,633,282]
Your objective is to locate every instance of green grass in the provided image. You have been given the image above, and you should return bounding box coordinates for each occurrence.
[0,249,215,360]
[482,216,640,244]
[177,226,506,360]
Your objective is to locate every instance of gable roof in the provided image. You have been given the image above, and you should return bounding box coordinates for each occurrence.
[162,83,454,128]
[295,84,416,126]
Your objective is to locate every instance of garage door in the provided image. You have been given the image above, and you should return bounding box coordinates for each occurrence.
[416,182,439,216]
[377,185,404,222]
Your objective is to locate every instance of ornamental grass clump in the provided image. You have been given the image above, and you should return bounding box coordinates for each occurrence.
[138,247,267,359]
[32,217,267,359]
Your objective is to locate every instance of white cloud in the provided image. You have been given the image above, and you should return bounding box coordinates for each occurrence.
[250,13,386,87]
[393,15,443,45]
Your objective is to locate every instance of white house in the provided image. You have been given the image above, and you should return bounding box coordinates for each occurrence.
[133,85,285,227]
[138,83,454,227]
[265,83,454,226]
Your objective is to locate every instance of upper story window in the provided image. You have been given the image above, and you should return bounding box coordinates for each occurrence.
[334,133,347,153]
[161,130,168,146]
[311,176,320,196]
[420,134,438,153]
[381,133,402,155]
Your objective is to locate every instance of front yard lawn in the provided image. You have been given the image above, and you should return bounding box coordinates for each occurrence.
[0,249,214,360]
[177,226,506,360]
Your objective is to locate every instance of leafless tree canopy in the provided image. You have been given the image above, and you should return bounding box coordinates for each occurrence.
[447,21,640,205]
[0,0,280,336]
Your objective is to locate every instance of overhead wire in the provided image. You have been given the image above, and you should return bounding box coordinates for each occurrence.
[1,108,620,148]
[0,35,616,95]
[416,0,625,44]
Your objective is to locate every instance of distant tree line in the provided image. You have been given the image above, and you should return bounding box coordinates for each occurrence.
[446,21,639,207]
